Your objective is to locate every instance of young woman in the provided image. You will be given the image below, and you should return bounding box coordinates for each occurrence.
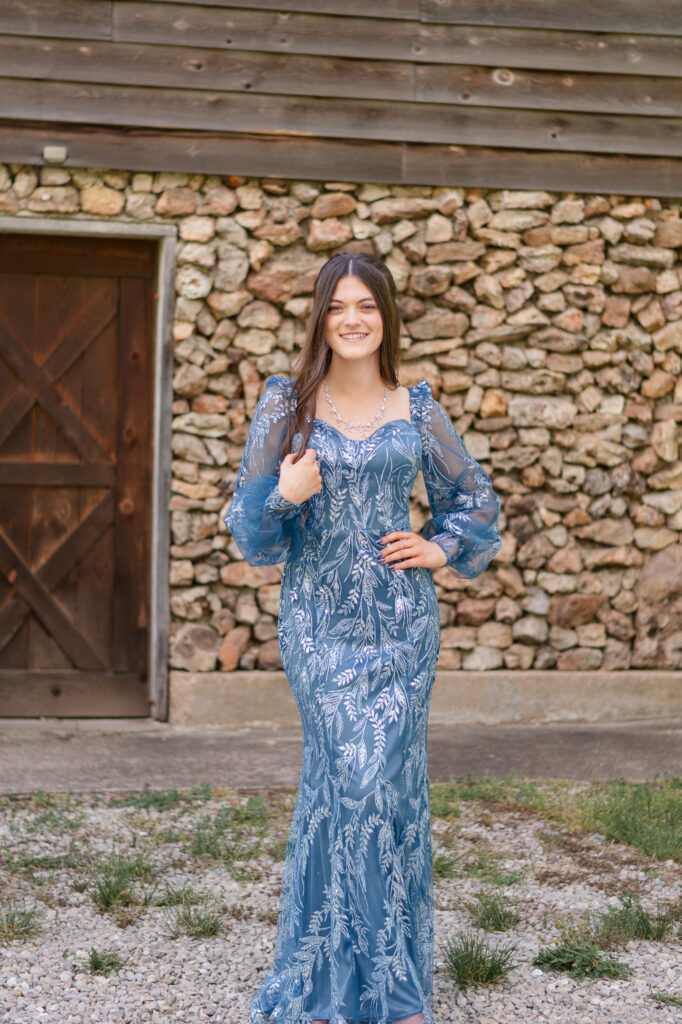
[223,251,502,1024]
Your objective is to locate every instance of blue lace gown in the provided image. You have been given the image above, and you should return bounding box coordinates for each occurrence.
[223,374,501,1024]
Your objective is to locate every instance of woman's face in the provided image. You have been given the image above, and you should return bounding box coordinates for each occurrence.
[324,274,384,361]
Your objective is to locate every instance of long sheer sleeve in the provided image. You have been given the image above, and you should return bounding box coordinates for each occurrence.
[415,381,502,579]
[222,374,307,566]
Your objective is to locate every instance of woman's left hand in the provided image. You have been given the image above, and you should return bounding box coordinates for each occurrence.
[378,530,448,570]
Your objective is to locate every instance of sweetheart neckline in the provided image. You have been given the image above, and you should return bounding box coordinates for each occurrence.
[311,382,417,443]
[312,417,419,444]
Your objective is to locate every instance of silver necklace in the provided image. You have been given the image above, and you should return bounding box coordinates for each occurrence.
[323,379,390,438]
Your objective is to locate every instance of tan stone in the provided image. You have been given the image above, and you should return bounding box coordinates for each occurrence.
[247,251,325,302]
[502,644,535,669]
[156,188,197,217]
[257,583,281,617]
[461,646,504,670]
[80,184,125,215]
[633,527,678,551]
[548,593,607,627]
[496,565,526,598]
[256,638,283,670]
[311,191,356,218]
[371,197,439,224]
[220,563,281,586]
[425,213,453,243]
[477,621,512,648]
[576,622,607,647]
[651,420,678,462]
[170,560,194,586]
[642,369,676,398]
[426,240,486,263]
[610,242,675,269]
[207,290,252,317]
[408,265,451,297]
[633,544,682,668]
[27,186,79,212]
[254,218,303,246]
[456,597,496,625]
[648,462,682,491]
[612,266,657,293]
[174,364,208,397]
[512,615,548,644]
[581,546,643,569]
[654,219,682,247]
[599,608,635,641]
[0,191,19,213]
[556,647,603,670]
[409,309,468,341]
[440,626,476,649]
[546,546,583,574]
[170,623,219,671]
[197,186,238,215]
[480,389,508,418]
[180,216,216,242]
[575,519,633,546]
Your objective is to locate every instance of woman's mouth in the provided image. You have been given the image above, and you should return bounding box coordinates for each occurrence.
[340,332,368,340]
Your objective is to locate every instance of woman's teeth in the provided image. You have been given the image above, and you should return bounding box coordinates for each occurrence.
[341,333,368,339]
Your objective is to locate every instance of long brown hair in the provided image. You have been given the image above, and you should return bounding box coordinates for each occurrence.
[280,251,403,461]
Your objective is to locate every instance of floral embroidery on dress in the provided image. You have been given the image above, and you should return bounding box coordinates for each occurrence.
[222,374,501,1024]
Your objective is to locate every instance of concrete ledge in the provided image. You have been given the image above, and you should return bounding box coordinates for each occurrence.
[169,670,682,728]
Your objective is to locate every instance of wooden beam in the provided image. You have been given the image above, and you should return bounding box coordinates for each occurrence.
[2,35,682,118]
[159,0,420,18]
[0,670,149,717]
[2,77,682,157]
[0,0,112,39]
[111,4,682,78]
[0,463,115,486]
[419,0,682,35]
[1,120,680,197]
[119,0,682,37]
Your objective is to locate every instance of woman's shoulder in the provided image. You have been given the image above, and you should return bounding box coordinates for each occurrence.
[255,375,296,421]
[264,373,295,391]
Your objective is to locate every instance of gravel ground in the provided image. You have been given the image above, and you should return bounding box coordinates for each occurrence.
[0,784,680,1024]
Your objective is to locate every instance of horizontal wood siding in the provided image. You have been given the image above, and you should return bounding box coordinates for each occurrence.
[0,0,680,191]
[4,120,682,198]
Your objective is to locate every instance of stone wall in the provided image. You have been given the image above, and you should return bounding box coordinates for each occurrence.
[2,164,682,675]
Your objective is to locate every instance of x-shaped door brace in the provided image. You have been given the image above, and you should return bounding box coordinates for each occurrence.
[0,284,120,669]
[0,492,114,669]
[0,285,117,460]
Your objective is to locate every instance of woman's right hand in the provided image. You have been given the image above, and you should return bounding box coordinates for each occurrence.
[277,448,322,505]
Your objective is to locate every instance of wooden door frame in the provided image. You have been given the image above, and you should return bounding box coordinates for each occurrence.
[0,215,176,721]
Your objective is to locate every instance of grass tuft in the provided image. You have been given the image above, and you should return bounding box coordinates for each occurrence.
[462,846,524,887]
[465,890,519,932]
[0,895,42,943]
[87,847,156,912]
[108,782,214,812]
[533,940,630,981]
[73,947,125,975]
[163,894,223,939]
[578,777,681,862]
[441,930,518,990]
[649,986,682,1007]
[187,796,270,882]
[588,893,678,948]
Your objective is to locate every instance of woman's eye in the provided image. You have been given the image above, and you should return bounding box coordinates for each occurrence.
[328,304,375,311]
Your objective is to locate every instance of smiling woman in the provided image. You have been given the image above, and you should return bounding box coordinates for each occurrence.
[222,251,502,1024]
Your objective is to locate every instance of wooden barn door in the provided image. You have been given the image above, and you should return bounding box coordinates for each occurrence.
[0,234,156,717]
